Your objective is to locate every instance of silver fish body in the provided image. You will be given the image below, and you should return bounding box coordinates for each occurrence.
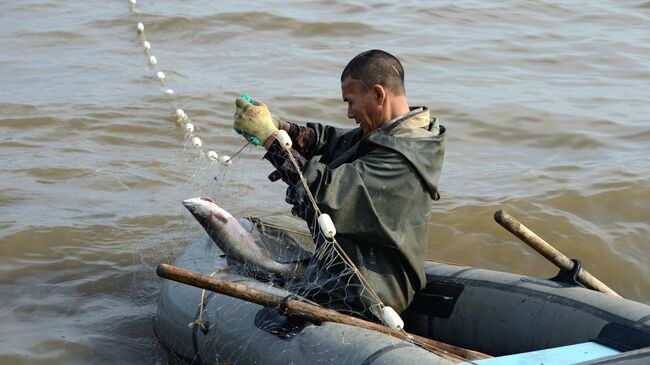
[182,197,299,275]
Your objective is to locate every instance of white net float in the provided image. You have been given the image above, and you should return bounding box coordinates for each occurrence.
[175,108,187,122]
[156,71,165,81]
[185,123,194,133]
[192,137,202,148]
[207,151,218,161]
[137,23,144,33]
[275,129,292,150]
[381,306,404,331]
[149,55,157,65]
[143,41,151,51]
[164,89,174,95]
[219,155,232,165]
[130,0,136,5]
[318,213,336,238]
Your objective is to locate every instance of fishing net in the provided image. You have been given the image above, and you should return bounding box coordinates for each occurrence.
[161,214,411,365]
[126,3,449,364]
[252,213,384,322]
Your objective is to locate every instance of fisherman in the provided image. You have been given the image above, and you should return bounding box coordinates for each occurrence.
[233,49,445,318]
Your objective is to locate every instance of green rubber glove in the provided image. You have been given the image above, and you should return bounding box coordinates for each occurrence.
[233,96,279,146]
[240,94,284,129]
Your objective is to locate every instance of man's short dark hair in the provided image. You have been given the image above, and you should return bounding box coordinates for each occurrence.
[340,50,405,95]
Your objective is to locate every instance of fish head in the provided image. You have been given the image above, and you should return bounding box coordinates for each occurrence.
[182,197,232,228]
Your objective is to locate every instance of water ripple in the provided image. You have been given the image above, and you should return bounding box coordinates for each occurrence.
[1,0,649,363]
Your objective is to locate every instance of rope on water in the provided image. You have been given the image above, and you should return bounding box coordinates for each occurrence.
[128,0,245,166]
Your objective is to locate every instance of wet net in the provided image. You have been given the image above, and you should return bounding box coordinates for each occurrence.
[126,2,472,364]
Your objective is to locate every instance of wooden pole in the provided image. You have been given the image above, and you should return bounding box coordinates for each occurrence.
[156,263,490,362]
[493,210,621,297]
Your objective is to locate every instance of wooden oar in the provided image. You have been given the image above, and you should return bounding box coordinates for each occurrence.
[156,263,491,362]
[494,210,621,297]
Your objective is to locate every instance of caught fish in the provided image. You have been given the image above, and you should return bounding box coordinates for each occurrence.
[183,197,302,275]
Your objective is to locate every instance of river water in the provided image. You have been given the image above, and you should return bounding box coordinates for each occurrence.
[1,1,649,363]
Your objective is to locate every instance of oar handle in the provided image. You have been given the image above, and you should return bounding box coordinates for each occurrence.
[494,210,621,297]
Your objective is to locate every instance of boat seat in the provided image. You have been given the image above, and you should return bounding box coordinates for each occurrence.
[464,342,620,365]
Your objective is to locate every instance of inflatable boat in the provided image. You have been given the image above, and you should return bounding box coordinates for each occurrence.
[156,216,650,364]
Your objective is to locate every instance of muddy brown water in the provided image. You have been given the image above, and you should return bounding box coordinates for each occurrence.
[1,1,649,363]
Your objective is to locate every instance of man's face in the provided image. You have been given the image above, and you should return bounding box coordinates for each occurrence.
[341,78,381,135]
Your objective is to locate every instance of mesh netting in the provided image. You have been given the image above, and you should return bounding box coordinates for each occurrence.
[258,213,384,322]
[126,2,466,364]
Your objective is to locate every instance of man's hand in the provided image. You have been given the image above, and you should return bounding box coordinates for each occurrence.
[233,97,280,146]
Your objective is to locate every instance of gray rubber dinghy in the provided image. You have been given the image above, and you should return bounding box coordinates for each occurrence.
[156,216,650,364]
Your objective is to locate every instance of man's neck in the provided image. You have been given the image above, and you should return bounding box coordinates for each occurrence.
[382,95,410,127]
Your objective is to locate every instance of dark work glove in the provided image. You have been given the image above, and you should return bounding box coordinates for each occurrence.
[263,140,316,222]
[263,140,308,186]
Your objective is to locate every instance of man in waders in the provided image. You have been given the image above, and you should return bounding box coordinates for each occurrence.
[233,49,445,319]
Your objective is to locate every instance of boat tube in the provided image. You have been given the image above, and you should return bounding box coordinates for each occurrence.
[156,216,650,364]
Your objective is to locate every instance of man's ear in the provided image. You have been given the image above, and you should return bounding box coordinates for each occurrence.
[373,84,386,105]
